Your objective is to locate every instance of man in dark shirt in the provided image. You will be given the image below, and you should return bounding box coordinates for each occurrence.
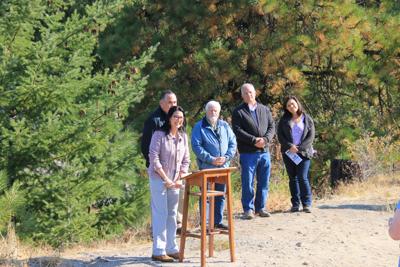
[141,90,177,167]
[232,83,275,219]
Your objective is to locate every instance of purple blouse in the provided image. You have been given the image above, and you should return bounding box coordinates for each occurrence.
[148,130,190,181]
[291,115,305,146]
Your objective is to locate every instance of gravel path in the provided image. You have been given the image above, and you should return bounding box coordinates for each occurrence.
[50,196,399,267]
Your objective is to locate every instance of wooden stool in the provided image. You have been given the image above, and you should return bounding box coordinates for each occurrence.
[179,167,236,267]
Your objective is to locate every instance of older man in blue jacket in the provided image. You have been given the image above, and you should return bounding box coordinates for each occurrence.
[191,100,237,229]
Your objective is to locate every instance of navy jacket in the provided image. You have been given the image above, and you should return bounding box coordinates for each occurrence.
[141,107,167,167]
[232,102,275,153]
[191,118,237,170]
[277,113,315,159]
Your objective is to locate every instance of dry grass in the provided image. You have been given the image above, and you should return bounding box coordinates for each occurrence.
[0,226,152,264]
[0,223,19,266]
[267,191,291,212]
[332,173,400,202]
[0,240,60,266]
[267,176,291,212]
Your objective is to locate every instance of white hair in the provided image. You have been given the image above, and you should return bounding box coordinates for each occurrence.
[205,100,221,112]
[240,83,255,94]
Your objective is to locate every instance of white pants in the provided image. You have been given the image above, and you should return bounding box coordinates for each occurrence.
[149,176,180,256]
[177,182,185,225]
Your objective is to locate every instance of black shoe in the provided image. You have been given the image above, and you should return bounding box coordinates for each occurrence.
[214,223,229,230]
[176,227,182,235]
[303,206,312,213]
[290,206,300,212]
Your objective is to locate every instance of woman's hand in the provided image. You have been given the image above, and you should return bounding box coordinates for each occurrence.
[174,179,184,189]
[164,178,175,188]
[289,145,298,153]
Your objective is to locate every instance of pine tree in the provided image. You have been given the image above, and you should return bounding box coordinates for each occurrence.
[91,0,400,199]
[0,0,155,247]
[99,0,399,165]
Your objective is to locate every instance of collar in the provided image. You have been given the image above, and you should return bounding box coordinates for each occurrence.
[157,106,168,115]
[248,102,257,111]
[166,131,183,141]
[246,102,258,111]
[201,117,221,128]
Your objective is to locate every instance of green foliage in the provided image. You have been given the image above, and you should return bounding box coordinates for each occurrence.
[0,0,154,247]
[0,171,25,234]
[95,178,149,237]
[101,0,399,138]
[98,0,399,196]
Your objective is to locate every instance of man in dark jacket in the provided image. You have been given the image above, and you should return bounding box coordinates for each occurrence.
[141,90,177,167]
[232,83,275,219]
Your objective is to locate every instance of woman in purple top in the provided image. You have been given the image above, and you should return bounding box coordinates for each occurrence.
[277,96,315,213]
[148,106,190,262]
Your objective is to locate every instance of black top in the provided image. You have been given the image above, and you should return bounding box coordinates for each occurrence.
[140,106,167,167]
[232,102,275,153]
[277,113,315,159]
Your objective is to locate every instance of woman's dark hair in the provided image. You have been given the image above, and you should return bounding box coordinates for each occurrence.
[164,106,186,133]
[283,95,304,117]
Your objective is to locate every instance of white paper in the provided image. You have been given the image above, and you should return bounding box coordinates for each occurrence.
[285,150,302,165]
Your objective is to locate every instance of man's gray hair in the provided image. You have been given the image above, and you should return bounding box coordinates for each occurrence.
[240,83,255,94]
[205,100,221,112]
[160,90,176,100]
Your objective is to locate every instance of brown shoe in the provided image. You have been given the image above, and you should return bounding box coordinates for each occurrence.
[151,254,174,262]
[167,252,180,260]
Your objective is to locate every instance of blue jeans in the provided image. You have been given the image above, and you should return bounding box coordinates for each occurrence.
[199,183,225,225]
[240,152,271,212]
[282,153,312,208]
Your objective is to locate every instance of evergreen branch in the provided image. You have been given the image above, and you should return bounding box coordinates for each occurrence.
[54,1,126,49]
[6,25,21,53]
[54,17,96,48]
[89,96,127,125]
[302,70,335,76]
[363,49,383,56]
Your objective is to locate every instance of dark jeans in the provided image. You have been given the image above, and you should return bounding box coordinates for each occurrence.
[282,153,312,208]
[199,183,225,225]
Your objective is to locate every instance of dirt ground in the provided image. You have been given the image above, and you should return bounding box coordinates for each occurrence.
[38,194,400,267]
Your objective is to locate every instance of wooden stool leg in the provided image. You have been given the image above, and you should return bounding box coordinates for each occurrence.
[179,184,190,262]
[201,179,207,267]
[209,182,215,257]
[226,173,236,262]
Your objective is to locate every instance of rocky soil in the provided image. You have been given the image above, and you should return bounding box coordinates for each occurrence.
[45,196,399,267]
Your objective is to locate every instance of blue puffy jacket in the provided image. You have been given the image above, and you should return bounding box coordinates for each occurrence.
[191,117,237,170]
